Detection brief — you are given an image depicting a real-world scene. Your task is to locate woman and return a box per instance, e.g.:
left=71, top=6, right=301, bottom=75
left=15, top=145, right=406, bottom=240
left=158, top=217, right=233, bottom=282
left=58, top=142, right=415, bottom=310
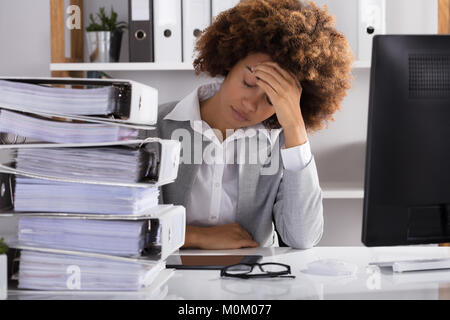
left=154, top=0, right=353, bottom=249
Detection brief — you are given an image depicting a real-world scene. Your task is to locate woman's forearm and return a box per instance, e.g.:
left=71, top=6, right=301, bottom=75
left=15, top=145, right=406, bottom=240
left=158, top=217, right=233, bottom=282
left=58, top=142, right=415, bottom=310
left=182, top=223, right=259, bottom=250
left=182, top=225, right=203, bottom=248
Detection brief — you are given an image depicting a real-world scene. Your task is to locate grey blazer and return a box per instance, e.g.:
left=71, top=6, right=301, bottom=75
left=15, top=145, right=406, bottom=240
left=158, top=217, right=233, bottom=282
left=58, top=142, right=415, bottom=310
left=148, top=101, right=324, bottom=249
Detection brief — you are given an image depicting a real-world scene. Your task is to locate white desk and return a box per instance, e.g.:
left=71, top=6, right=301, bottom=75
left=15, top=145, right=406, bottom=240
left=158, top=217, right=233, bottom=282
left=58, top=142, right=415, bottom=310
left=6, top=246, right=450, bottom=300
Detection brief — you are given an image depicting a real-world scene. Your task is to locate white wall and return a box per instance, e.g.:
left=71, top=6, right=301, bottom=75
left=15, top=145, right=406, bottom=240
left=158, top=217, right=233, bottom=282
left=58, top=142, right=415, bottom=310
left=0, top=0, right=438, bottom=246
left=0, top=0, right=51, bottom=77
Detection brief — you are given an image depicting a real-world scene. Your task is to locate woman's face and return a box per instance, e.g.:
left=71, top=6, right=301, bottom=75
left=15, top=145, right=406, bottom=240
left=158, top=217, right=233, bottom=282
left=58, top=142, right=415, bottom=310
left=217, top=52, right=277, bottom=129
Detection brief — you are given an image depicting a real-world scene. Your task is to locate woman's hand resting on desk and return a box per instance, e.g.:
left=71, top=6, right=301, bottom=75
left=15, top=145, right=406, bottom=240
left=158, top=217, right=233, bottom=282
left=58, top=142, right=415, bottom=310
left=183, top=223, right=259, bottom=250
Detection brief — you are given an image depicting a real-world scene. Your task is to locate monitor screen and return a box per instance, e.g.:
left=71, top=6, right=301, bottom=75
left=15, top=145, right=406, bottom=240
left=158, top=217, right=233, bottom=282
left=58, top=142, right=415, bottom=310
left=362, top=35, right=450, bottom=246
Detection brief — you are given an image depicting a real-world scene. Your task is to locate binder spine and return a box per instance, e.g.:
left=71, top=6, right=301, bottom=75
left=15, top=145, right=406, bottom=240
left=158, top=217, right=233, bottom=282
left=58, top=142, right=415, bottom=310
left=154, top=0, right=182, bottom=63
left=113, top=83, right=133, bottom=119
left=140, top=140, right=162, bottom=183
left=158, top=206, right=186, bottom=260
left=0, top=173, right=14, bottom=212
left=142, top=219, right=161, bottom=258
left=182, top=0, right=211, bottom=64
left=157, top=139, right=181, bottom=185
left=128, top=0, right=155, bottom=62
left=128, top=80, right=158, bottom=125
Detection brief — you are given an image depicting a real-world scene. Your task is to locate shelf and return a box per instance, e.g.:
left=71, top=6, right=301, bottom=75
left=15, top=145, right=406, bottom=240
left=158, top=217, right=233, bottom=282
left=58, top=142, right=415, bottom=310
left=352, top=60, right=371, bottom=69
left=321, top=182, right=364, bottom=199
left=49, top=62, right=195, bottom=71
left=50, top=60, right=371, bottom=72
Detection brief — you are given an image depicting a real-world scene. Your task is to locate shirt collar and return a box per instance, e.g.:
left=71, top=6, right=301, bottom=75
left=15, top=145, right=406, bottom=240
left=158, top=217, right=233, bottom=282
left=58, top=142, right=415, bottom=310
left=164, top=81, right=281, bottom=147
left=164, top=82, right=220, bottom=122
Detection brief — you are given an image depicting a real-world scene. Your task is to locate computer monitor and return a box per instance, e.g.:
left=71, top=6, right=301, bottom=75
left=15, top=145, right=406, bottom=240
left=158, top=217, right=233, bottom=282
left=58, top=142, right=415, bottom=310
left=362, top=35, right=450, bottom=247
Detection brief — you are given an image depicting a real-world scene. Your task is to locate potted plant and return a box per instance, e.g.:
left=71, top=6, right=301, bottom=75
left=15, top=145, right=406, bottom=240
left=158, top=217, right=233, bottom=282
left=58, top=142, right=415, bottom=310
left=86, top=7, right=127, bottom=63
left=0, top=238, right=7, bottom=300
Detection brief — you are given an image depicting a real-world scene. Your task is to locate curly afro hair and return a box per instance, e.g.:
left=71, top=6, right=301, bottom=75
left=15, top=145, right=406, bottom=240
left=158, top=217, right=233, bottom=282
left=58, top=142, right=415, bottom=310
left=193, top=0, right=354, bottom=132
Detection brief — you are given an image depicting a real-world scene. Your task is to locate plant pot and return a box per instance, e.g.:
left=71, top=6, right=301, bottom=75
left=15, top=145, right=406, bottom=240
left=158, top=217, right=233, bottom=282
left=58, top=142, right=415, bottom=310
left=86, top=30, right=123, bottom=63
left=0, top=254, right=6, bottom=300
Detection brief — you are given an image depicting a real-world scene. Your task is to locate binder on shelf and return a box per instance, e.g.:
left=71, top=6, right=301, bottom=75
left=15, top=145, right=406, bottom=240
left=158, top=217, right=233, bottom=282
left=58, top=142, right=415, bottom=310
left=182, top=0, right=211, bottom=65
left=128, top=0, right=155, bottom=62
left=211, top=0, right=239, bottom=22
left=153, top=0, right=182, bottom=63
left=0, top=77, right=159, bottom=126
left=358, top=0, right=386, bottom=62
left=0, top=138, right=181, bottom=187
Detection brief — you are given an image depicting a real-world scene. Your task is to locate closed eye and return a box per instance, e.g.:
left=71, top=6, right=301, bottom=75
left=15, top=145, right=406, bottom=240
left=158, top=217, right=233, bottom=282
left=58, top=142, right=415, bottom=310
left=243, top=80, right=273, bottom=106
left=243, top=80, right=256, bottom=88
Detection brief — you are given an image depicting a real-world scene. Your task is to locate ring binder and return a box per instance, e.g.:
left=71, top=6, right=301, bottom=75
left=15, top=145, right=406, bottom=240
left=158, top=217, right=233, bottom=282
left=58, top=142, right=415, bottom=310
left=0, top=77, right=159, bottom=126
left=129, top=0, right=154, bottom=62
left=0, top=138, right=181, bottom=187
left=182, top=0, right=211, bottom=64
left=5, top=205, right=185, bottom=261
left=154, top=0, right=182, bottom=63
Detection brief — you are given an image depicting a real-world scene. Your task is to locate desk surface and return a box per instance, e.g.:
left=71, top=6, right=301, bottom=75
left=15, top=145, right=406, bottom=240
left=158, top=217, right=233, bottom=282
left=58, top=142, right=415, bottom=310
left=6, top=246, right=450, bottom=300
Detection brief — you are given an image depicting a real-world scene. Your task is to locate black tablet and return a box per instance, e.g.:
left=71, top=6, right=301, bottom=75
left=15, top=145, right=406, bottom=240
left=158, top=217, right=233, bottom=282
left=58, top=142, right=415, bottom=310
left=166, top=254, right=263, bottom=270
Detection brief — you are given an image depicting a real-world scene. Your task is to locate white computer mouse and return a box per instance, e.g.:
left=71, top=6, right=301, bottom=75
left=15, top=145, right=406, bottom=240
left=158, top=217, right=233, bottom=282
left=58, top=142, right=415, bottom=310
left=304, top=259, right=358, bottom=276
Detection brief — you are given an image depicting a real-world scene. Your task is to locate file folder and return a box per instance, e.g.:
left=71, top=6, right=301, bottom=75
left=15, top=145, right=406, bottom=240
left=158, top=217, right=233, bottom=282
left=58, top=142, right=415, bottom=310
left=154, top=0, right=182, bottom=63
left=0, top=138, right=181, bottom=187
left=11, top=258, right=173, bottom=295
left=182, top=0, right=211, bottom=64
left=211, top=0, right=239, bottom=21
left=9, top=177, right=160, bottom=215
left=0, top=77, right=159, bottom=126
left=9, top=205, right=186, bottom=261
left=0, top=109, right=142, bottom=144
left=5, top=205, right=185, bottom=292
left=128, top=0, right=155, bottom=62
left=14, top=250, right=167, bottom=291
left=0, top=104, right=154, bottom=131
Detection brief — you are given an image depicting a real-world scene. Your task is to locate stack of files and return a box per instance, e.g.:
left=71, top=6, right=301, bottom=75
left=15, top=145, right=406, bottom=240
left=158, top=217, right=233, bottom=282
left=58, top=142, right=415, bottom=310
left=0, top=77, right=185, bottom=293
left=7, top=205, right=186, bottom=292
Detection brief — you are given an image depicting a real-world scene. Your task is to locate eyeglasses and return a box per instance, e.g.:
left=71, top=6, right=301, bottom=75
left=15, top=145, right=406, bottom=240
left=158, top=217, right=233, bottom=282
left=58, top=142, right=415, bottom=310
left=221, top=262, right=296, bottom=279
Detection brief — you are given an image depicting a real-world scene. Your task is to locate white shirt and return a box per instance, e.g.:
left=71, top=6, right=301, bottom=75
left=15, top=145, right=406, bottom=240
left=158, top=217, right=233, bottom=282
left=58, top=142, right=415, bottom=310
left=164, top=82, right=312, bottom=227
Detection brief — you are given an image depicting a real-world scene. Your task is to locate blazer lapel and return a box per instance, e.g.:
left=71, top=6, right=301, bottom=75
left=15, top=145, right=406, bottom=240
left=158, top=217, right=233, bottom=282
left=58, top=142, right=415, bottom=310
left=175, top=121, right=212, bottom=205
left=236, top=136, right=261, bottom=232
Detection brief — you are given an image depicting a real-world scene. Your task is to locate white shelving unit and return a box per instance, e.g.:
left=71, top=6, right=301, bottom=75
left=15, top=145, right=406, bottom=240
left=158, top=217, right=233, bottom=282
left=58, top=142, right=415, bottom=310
left=50, top=62, right=195, bottom=71
left=50, top=60, right=371, bottom=72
